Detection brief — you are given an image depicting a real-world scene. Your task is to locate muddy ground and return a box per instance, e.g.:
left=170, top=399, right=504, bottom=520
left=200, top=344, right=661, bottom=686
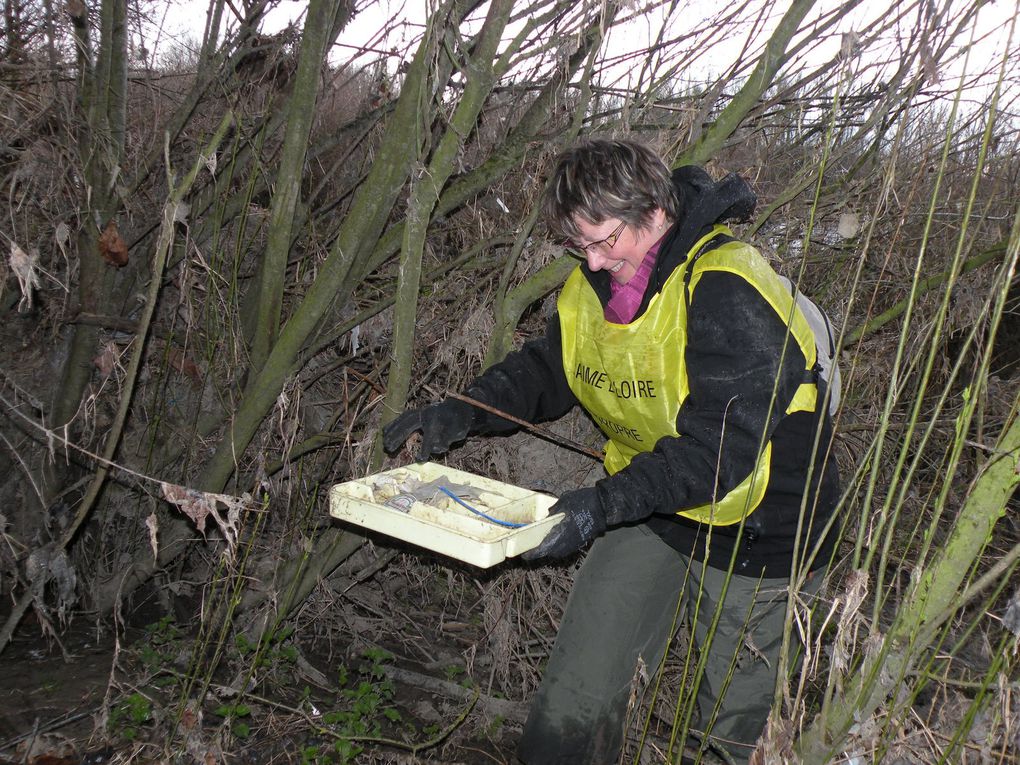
left=0, top=415, right=614, bottom=765
left=1, top=574, right=530, bottom=764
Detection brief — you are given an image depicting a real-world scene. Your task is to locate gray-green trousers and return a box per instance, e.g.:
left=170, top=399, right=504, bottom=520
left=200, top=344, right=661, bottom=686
left=517, top=523, right=822, bottom=765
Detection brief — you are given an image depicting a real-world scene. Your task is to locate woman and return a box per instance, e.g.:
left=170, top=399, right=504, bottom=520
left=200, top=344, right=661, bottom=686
left=383, top=139, right=840, bottom=764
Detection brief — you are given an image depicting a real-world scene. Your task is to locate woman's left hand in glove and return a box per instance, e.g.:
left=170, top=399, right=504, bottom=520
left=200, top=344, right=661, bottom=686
left=522, top=487, right=606, bottom=561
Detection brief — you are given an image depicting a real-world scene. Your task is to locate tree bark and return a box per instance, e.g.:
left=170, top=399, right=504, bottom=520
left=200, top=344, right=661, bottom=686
left=247, top=0, right=350, bottom=372
left=43, top=0, right=128, bottom=509
left=383, top=0, right=513, bottom=426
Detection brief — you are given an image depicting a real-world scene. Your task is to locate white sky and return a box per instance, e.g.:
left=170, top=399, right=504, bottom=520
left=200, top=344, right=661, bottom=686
left=151, top=0, right=1016, bottom=107
left=155, top=0, right=730, bottom=70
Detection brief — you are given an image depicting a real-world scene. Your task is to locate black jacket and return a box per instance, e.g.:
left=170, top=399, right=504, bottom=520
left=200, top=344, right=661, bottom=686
left=467, top=167, right=840, bottom=576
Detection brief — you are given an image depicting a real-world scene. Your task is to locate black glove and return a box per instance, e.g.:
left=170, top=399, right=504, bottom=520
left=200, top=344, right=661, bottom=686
left=522, top=487, right=606, bottom=561
left=382, top=398, right=477, bottom=461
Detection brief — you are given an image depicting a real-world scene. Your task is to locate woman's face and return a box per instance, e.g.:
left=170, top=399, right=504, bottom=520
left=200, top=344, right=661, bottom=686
left=570, top=208, right=669, bottom=284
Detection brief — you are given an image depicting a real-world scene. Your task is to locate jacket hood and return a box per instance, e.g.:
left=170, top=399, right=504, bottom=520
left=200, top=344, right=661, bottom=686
left=653, top=165, right=757, bottom=285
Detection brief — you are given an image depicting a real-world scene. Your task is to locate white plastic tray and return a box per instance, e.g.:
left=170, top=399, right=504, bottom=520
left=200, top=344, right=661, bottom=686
left=329, top=463, right=560, bottom=568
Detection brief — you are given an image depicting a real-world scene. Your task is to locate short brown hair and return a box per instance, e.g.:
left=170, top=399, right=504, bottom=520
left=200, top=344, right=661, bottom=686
left=542, top=138, right=679, bottom=241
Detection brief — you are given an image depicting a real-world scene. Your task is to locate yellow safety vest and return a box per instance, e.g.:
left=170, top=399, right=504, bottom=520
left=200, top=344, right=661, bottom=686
left=558, top=225, right=819, bottom=525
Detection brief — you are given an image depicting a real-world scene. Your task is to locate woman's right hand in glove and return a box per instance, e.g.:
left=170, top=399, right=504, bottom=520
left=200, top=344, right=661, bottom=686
left=381, top=398, right=477, bottom=461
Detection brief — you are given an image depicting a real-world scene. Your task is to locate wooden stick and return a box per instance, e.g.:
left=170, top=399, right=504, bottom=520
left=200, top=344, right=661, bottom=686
left=448, top=392, right=604, bottom=461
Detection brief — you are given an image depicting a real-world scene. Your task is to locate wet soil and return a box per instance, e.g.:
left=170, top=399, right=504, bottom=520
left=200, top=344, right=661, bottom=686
left=0, top=594, right=526, bottom=765
left=0, top=616, right=116, bottom=764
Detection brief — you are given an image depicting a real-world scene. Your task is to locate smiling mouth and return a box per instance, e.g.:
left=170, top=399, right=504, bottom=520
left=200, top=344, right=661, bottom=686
left=609, top=262, right=624, bottom=273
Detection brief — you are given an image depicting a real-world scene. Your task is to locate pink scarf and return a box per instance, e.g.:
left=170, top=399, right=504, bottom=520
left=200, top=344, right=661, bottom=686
left=604, top=238, right=664, bottom=324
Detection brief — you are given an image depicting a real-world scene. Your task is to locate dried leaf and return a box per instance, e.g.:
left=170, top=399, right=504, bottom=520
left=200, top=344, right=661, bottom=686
left=844, top=568, right=869, bottom=614
left=25, top=544, right=78, bottom=620
left=171, top=200, right=190, bottom=224
left=831, top=569, right=869, bottom=675
left=54, top=222, right=70, bottom=261
left=751, top=717, right=795, bottom=765
left=145, top=512, right=159, bottom=560
left=9, top=241, right=40, bottom=311
left=839, top=31, right=859, bottom=60
left=98, top=219, right=129, bottom=267
left=93, top=341, right=119, bottom=379
left=15, top=732, right=76, bottom=765
left=168, top=346, right=203, bottom=386
left=921, top=38, right=940, bottom=84
left=180, top=705, right=200, bottom=730
left=162, top=482, right=215, bottom=535
left=161, top=482, right=248, bottom=554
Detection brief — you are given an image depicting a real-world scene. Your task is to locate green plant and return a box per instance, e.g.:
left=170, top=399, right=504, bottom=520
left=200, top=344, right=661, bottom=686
left=301, top=744, right=324, bottom=764
left=234, top=624, right=299, bottom=680
left=108, top=691, right=154, bottom=741
left=138, top=616, right=183, bottom=672
left=305, top=648, right=404, bottom=763
left=214, top=702, right=252, bottom=739
left=485, top=714, right=506, bottom=738
left=443, top=664, right=464, bottom=682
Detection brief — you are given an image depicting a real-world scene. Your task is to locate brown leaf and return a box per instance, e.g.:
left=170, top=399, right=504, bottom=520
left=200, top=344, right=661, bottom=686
left=168, top=346, right=203, bottom=386
left=161, top=483, right=248, bottom=553
left=145, top=512, right=159, bottom=560
left=28, top=756, right=76, bottom=765
left=98, top=219, right=128, bottom=267
left=162, top=482, right=215, bottom=535
left=93, top=341, right=118, bottom=379
left=16, top=732, right=76, bottom=764
left=180, top=705, right=200, bottom=730
left=8, top=241, right=40, bottom=311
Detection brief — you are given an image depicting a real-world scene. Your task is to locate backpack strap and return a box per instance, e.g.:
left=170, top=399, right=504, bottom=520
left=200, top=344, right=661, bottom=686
left=778, top=276, right=840, bottom=416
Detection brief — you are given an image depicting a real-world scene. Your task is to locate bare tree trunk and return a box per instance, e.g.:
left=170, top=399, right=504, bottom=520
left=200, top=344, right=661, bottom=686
left=3, top=0, right=24, bottom=63
left=198, top=0, right=226, bottom=69
left=43, top=0, right=128, bottom=509
left=383, top=0, right=513, bottom=427
left=247, top=0, right=351, bottom=372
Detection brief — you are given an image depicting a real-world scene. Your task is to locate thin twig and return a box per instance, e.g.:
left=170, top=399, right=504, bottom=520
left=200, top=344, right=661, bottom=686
left=161, top=668, right=480, bottom=755
left=448, top=392, right=604, bottom=461
left=0, top=708, right=94, bottom=753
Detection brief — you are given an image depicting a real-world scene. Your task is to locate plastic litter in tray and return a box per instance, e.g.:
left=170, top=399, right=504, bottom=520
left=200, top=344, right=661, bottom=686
left=329, top=462, right=560, bottom=568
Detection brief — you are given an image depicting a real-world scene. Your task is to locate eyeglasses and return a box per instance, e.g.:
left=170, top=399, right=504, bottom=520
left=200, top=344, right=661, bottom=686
left=564, top=220, right=627, bottom=255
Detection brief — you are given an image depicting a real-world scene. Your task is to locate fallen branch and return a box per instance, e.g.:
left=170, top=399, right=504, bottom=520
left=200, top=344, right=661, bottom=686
left=384, top=665, right=528, bottom=725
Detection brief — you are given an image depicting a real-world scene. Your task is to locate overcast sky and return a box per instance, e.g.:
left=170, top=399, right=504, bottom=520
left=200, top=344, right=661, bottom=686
left=152, top=0, right=1016, bottom=106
